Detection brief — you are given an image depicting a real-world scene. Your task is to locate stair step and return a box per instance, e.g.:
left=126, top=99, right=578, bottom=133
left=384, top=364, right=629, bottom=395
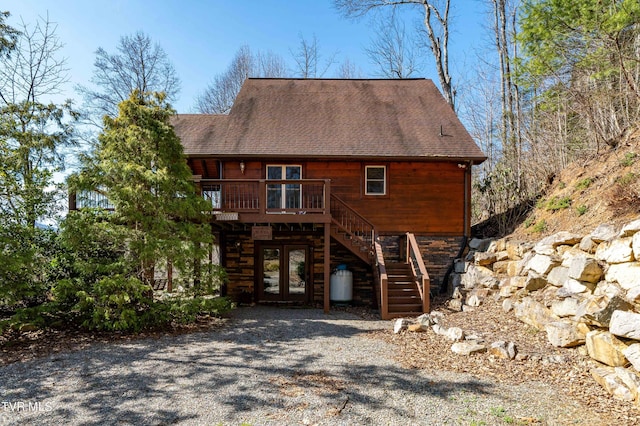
left=388, top=296, right=422, bottom=304
left=385, top=311, right=424, bottom=318
left=388, top=281, right=416, bottom=287
left=388, top=303, right=423, bottom=312
left=388, top=280, right=414, bottom=285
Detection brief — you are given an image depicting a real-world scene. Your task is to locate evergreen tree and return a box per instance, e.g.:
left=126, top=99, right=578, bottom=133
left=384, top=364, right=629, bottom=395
left=62, top=91, right=226, bottom=331
left=71, top=90, right=215, bottom=290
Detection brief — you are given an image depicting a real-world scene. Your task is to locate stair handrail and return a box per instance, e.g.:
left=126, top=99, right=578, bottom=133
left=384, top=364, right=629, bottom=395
left=330, top=194, right=376, bottom=256
left=374, top=239, right=389, bottom=319
left=405, top=232, right=430, bottom=314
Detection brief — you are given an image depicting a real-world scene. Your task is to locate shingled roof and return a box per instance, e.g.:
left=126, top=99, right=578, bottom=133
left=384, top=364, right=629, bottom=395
left=173, top=78, right=485, bottom=162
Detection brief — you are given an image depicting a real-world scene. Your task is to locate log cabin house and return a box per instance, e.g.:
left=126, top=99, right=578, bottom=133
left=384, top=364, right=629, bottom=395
left=172, top=78, right=484, bottom=319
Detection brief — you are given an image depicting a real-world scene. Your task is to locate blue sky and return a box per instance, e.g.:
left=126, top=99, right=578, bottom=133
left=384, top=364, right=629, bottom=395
left=6, top=0, right=488, bottom=113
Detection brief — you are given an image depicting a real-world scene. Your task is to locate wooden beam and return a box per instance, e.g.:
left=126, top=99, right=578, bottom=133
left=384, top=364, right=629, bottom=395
left=201, top=159, right=210, bottom=178
left=324, top=224, right=330, bottom=313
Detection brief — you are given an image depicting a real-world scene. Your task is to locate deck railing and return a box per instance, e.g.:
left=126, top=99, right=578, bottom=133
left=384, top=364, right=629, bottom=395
left=330, top=194, right=376, bottom=252
left=374, top=240, right=389, bottom=319
left=406, top=232, right=430, bottom=314
left=199, top=179, right=330, bottom=214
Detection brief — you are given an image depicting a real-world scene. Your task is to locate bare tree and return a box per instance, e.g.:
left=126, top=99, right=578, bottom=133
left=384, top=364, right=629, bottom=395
left=290, top=33, right=338, bottom=78
left=337, top=58, right=363, bottom=78
left=0, top=14, right=77, bottom=228
left=365, top=13, right=421, bottom=78
left=257, top=50, right=288, bottom=77
left=0, top=16, right=68, bottom=105
left=195, top=45, right=287, bottom=114
left=491, top=0, right=523, bottom=189
left=335, top=0, right=455, bottom=108
left=77, top=31, right=180, bottom=122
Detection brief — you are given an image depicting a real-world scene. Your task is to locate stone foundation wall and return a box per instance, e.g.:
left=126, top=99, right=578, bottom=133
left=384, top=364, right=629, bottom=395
left=416, top=236, right=466, bottom=292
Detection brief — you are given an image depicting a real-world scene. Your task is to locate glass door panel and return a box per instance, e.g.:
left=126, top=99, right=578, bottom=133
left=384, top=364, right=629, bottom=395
left=258, top=245, right=308, bottom=302
left=288, top=248, right=306, bottom=295
left=262, top=248, right=280, bottom=295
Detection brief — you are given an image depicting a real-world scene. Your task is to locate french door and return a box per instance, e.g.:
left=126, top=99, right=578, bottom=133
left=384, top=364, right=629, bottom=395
left=266, top=165, right=301, bottom=210
left=258, top=244, right=309, bottom=302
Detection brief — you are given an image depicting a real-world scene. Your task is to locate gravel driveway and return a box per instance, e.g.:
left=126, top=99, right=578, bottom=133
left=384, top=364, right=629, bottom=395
left=1, top=306, right=605, bottom=425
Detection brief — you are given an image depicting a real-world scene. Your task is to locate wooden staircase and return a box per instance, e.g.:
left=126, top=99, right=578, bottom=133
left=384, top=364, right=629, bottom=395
left=385, top=262, right=424, bottom=316
left=329, top=225, right=372, bottom=263
left=329, top=194, right=429, bottom=319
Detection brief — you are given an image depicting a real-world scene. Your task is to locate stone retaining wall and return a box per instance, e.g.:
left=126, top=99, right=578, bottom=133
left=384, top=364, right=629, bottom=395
left=454, top=219, right=640, bottom=407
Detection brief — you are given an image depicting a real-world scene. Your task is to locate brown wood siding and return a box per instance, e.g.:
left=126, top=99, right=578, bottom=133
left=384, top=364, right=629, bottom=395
left=306, top=161, right=465, bottom=234
left=211, top=159, right=466, bottom=234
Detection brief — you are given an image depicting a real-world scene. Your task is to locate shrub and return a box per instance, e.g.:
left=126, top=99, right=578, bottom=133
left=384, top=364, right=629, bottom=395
left=575, top=178, right=592, bottom=190
left=616, top=172, right=637, bottom=186
left=76, top=275, right=156, bottom=332
left=620, top=152, right=637, bottom=167
left=533, top=219, right=547, bottom=233
left=524, top=216, right=535, bottom=228
left=546, top=196, right=571, bottom=211
left=576, top=204, right=588, bottom=216
left=164, top=296, right=234, bottom=324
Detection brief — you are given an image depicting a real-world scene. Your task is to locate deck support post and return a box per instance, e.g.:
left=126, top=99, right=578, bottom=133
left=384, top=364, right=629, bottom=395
left=324, top=224, right=331, bottom=313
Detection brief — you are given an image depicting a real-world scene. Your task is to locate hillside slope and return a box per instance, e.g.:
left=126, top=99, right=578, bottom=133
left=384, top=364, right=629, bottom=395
left=510, top=129, right=640, bottom=240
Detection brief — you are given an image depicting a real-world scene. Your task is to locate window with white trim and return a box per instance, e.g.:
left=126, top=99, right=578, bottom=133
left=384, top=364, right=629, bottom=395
left=365, top=165, right=386, bottom=195
left=266, top=165, right=302, bottom=209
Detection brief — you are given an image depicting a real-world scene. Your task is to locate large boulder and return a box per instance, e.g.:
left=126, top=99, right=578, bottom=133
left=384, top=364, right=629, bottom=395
left=547, top=266, right=569, bottom=287
left=461, top=264, right=499, bottom=290
left=590, top=223, right=619, bottom=243
left=524, top=254, right=560, bottom=276
left=545, top=320, right=589, bottom=348
left=579, top=235, right=598, bottom=253
left=505, top=240, right=533, bottom=260
left=584, top=295, right=634, bottom=328
left=586, top=330, right=629, bottom=367
left=634, top=232, right=640, bottom=262
left=595, top=237, right=635, bottom=264
left=533, top=231, right=582, bottom=255
left=474, top=251, right=498, bottom=266
left=605, top=262, right=640, bottom=290
left=619, top=219, right=640, bottom=238
left=469, top=238, right=493, bottom=252
left=451, top=341, right=487, bottom=355
left=567, top=255, right=603, bottom=283
left=591, top=366, right=636, bottom=402
left=610, top=310, right=640, bottom=340
left=551, top=297, right=582, bottom=317
left=623, top=343, right=640, bottom=372
left=524, top=273, right=548, bottom=291
left=560, top=278, right=596, bottom=295
left=514, top=297, right=559, bottom=330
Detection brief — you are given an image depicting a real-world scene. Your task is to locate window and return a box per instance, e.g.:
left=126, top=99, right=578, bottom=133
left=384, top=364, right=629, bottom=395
left=202, top=184, right=221, bottom=209
left=365, top=166, right=386, bottom=195
left=266, top=165, right=302, bottom=209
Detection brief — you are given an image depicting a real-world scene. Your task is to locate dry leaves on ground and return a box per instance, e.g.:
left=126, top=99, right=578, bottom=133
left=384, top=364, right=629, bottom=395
left=370, top=296, right=640, bottom=425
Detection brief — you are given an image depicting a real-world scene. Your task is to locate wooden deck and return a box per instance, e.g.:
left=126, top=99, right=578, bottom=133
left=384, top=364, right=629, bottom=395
left=197, top=178, right=332, bottom=225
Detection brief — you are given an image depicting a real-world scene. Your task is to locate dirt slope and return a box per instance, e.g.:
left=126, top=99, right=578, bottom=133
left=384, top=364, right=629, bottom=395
left=510, top=129, right=640, bottom=240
